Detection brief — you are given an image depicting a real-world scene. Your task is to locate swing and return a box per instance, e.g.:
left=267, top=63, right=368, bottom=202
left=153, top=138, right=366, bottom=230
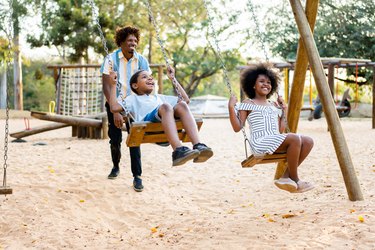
left=1, top=1, right=13, bottom=195
left=89, top=0, right=203, bottom=147
left=203, top=0, right=288, bottom=168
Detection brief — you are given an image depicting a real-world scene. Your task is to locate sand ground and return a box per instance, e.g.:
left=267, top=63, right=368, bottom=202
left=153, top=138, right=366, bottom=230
left=0, top=115, right=374, bottom=249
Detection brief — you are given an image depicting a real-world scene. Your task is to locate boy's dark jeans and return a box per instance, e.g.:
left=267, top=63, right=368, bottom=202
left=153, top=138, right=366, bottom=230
left=105, top=102, right=142, bottom=177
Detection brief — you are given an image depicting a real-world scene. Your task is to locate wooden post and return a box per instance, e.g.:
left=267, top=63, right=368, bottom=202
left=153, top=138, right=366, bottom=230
left=327, top=63, right=335, bottom=97
left=275, top=0, right=319, bottom=179
left=373, top=66, right=375, bottom=129
left=289, top=0, right=363, bottom=201
left=283, top=68, right=289, bottom=103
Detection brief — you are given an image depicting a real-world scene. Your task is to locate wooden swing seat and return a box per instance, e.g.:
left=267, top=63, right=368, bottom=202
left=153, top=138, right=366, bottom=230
left=0, top=186, right=13, bottom=195
left=126, top=118, right=203, bottom=147
left=241, top=153, right=287, bottom=168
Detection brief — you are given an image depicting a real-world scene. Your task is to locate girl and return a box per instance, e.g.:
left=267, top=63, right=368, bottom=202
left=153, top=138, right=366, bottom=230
left=228, top=63, right=314, bottom=193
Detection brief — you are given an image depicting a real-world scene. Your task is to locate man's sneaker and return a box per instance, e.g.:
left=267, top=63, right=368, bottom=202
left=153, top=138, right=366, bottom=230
left=193, top=143, right=214, bottom=163
left=108, top=166, right=119, bottom=179
left=172, top=146, right=200, bottom=166
left=133, top=176, right=144, bottom=192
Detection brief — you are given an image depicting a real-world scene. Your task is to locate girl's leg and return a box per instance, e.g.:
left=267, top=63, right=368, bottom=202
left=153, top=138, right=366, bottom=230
left=275, top=133, right=302, bottom=182
left=297, top=135, right=314, bottom=165
left=174, top=102, right=200, bottom=145
left=158, top=103, right=182, bottom=150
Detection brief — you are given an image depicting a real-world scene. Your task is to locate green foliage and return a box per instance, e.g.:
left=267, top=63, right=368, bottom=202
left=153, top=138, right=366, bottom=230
left=22, top=60, right=55, bottom=111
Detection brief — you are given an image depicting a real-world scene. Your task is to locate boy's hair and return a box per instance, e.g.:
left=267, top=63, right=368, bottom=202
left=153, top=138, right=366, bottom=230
left=115, top=26, right=140, bottom=47
left=129, top=70, right=147, bottom=94
left=240, top=63, right=280, bottom=99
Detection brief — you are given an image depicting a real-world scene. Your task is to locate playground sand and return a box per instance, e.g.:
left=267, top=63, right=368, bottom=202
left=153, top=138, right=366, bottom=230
left=0, top=117, right=374, bottom=249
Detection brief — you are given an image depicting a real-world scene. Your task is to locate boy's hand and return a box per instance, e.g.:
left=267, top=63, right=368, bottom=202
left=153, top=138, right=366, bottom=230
left=166, top=65, right=175, bottom=79
left=228, top=95, right=238, bottom=108
left=109, top=70, right=118, bottom=85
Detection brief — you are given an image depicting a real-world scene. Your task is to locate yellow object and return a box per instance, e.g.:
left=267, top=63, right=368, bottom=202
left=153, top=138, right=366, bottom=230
left=358, top=215, right=364, bottom=222
left=49, top=101, right=56, bottom=114
left=151, top=227, right=158, bottom=233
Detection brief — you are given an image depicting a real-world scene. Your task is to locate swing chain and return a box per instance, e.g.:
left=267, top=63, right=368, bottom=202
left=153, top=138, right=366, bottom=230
left=2, top=0, right=14, bottom=188
left=203, top=0, right=252, bottom=157
left=202, top=0, right=233, bottom=96
left=246, top=0, right=269, bottom=62
left=88, top=0, right=134, bottom=126
left=145, top=0, right=184, bottom=101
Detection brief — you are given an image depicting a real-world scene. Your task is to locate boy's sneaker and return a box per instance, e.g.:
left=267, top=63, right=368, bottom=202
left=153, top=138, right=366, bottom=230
left=172, top=146, right=200, bottom=166
left=108, top=166, right=119, bottom=179
left=133, top=176, right=144, bottom=192
left=193, top=143, right=214, bottom=163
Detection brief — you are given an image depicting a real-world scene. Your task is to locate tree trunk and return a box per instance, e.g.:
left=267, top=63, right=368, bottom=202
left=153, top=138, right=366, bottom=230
left=0, top=64, right=6, bottom=109
left=13, top=1, right=23, bottom=110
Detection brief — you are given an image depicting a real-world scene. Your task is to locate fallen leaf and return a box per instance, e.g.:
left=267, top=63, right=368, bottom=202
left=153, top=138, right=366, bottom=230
left=282, top=214, right=296, bottom=219
left=358, top=215, right=364, bottom=223
left=151, top=227, right=158, bottom=233
left=79, top=200, right=85, bottom=203
left=349, top=209, right=356, bottom=213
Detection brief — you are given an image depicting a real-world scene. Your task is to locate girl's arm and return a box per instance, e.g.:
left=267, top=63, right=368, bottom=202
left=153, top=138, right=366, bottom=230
left=108, top=70, right=125, bottom=113
left=228, top=95, right=248, bottom=132
left=276, top=95, right=288, bottom=133
left=166, top=65, right=190, bottom=103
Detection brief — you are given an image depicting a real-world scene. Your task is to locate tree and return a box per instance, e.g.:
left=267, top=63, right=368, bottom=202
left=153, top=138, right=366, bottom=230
left=264, top=1, right=375, bottom=61
left=146, top=0, right=245, bottom=97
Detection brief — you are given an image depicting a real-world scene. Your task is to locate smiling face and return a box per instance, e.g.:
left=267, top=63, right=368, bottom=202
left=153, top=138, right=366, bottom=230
left=131, top=71, right=155, bottom=95
left=120, top=34, right=138, bottom=58
left=254, top=74, right=272, bottom=97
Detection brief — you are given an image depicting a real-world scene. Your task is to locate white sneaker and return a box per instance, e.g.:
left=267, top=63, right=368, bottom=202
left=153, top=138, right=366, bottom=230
left=274, top=178, right=298, bottom=192
left=292, top=180, right=315, bottom=193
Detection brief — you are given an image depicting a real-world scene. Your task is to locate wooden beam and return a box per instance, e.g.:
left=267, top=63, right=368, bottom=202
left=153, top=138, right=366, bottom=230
left=289, top=0, right=363, bottom=201
left=31, top=111, right=102, bottom=128
left=276, top=0, right=319, bottom=180
left=327, top=64, right=335, bottom=97
left=373, top=66, right=375, bottom=129
left=10, top=122, right=70, bottom=139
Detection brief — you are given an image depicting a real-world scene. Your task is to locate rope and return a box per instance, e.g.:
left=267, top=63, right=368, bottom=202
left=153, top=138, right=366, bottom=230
left=145, top=0, right=184, bottom=101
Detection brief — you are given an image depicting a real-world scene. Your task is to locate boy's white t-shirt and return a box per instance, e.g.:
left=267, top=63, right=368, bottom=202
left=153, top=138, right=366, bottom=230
left=118, top=94, right=178, bottom=122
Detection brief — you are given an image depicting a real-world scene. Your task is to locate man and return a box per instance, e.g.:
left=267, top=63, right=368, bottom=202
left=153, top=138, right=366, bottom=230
left=101, top=26, right=151, bottom=192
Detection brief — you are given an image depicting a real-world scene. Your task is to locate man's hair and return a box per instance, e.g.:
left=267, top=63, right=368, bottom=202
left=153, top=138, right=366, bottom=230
left=240, top=63, right=280, bottom=99
left=129, top=70, right=147, bottom=94
left=115, top=26, right=140, bottom=47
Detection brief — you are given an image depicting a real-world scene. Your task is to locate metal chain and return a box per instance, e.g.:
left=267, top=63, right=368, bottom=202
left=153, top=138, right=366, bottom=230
left=203, top=0, right=252, bottom=155
left=145, top=0, right=184, bottom=101
left=2, top=0, right=14, bottom=189
left=202, top=0, right=233, bottom=96
left=88, top=0, right=133, bottom=123
left=246, top=0, right=269, bottom=62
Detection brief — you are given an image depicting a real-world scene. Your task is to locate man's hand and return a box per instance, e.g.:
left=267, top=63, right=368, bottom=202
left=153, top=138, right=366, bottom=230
left=113, top=112, right=123, bottom=129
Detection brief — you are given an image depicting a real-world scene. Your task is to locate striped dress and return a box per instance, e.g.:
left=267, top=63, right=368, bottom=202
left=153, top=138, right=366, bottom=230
left=238, top=101, right=287, bottom=156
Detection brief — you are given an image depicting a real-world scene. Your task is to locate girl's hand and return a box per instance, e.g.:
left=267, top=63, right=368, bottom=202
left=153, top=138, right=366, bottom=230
left=109, top=70, right=118, bottom=85
left=166, top=65, right=175, bottom=79
left=277, top=95, right=287, bottom=110
left=228, top=95, right=238, bottom=108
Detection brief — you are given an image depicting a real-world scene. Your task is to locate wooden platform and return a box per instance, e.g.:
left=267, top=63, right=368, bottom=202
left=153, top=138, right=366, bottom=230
left=241, top=153, right=287, bottom=168
left=126, top=118, right=203, bottom=147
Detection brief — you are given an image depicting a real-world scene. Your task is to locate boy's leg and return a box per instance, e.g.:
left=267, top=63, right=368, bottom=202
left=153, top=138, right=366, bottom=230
left=174, top=102, right=213, bottom=163
left=173, top=102, right=199, bottom=145
left=158, top=104, right=183, bottom=150
left=106, top=102, right=122, bottom=179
